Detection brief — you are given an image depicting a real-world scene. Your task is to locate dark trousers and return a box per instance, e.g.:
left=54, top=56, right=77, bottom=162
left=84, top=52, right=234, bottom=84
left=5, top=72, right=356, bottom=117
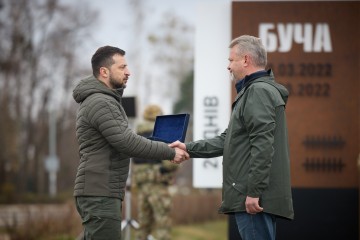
left=75, top=196, right=122, bottom=240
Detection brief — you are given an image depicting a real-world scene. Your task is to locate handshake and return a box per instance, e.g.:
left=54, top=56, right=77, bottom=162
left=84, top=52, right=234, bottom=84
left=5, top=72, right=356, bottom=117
left=168, top=141, right=189, bottom=164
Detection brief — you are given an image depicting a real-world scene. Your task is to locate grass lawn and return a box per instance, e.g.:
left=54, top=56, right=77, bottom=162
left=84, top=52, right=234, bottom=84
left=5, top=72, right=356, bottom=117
left=126, top=219, right=228, bottom=240
left=0, top=218, right=228, bottom=240
left=172, top=219, right=228, bottom=240
left=125, top=219, right=229, bottom=240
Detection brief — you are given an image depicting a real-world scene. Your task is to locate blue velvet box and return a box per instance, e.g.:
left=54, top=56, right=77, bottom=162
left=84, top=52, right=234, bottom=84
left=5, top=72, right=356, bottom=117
left=148, top=113, right=190, bottom=143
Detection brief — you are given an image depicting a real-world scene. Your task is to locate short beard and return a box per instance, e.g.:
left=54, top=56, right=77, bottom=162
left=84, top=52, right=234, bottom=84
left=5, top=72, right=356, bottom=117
left=109, top=76, right=126, bottom=89
left=230, top=72, right=236, bottom=83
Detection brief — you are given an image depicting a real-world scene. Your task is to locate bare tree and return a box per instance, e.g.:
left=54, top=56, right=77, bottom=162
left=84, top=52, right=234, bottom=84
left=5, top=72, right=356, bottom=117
left=0, top=0, right=98, bottom=201
left=136, top=8, right=194, bottom=114
left=147, top=12, right=194, bottom=81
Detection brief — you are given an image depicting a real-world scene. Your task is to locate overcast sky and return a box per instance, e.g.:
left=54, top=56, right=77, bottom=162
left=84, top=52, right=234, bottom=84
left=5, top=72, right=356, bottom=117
left=62, top=0, right=196, bottom=66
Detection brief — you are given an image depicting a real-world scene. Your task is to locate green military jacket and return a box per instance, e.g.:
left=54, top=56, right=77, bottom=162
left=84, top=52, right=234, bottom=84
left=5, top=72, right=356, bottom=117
left=72, top=75, right=175, bottom=200
left=186, top=71, right=294, bottom=220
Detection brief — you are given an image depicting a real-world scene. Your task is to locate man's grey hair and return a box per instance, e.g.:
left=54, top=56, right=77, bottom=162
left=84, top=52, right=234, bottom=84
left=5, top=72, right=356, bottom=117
left=229, top=35, right=267, bottom=68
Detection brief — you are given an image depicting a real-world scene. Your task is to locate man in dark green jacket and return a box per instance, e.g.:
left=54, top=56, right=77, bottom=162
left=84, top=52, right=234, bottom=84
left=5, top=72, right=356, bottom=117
left=73, top=46, right=189, bottom=240
left=170, top=35, right=294, bottom=240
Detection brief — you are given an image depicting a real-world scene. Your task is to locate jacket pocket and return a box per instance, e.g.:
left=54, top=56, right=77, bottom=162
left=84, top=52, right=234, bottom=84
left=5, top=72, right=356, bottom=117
left=232, top=182, right=247, bottom=194
left=219, top=181, right=247, bottom=213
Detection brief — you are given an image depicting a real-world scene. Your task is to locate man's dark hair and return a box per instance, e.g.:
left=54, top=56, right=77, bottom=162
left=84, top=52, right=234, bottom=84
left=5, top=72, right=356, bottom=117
left=91, top=46, right=126, bottom=78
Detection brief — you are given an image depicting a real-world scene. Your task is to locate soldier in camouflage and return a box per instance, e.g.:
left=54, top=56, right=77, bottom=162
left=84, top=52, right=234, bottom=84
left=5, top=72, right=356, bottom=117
left=133, top=105, right=179, bottom=240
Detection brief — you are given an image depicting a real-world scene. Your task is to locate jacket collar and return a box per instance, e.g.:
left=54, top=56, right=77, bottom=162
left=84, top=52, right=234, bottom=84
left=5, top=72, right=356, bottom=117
left=235, top=70, right=269, bottom=93
left=232, top=69, right=272, bottom=110
left=73, top=75, right=125, bottom=103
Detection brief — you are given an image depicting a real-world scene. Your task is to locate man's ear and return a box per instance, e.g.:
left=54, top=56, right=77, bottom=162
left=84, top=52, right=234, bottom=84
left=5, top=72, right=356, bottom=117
left=99, top=67, right=109, bottom=78
left=243, top=55, right=250, bottom=66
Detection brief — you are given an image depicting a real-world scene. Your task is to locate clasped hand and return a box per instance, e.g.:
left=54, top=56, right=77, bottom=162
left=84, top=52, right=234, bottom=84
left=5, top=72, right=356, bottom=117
left=169, top=140, right=189, bottom=164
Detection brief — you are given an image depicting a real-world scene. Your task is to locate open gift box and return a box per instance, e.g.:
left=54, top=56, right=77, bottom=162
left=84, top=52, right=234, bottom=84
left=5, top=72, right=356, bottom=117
left=148, top=113, right=190, bottom=143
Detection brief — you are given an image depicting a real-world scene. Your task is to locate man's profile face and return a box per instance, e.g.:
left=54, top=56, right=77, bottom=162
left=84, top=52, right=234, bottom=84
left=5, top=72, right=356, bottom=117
left=228, top=46, right=246, bottom=82
left=108, top=54, right=131, bottom=89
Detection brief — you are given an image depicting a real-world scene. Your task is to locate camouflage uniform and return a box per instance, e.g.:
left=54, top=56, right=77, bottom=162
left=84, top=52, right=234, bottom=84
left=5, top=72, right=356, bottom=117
left=133, top=105, right=179, bottom=240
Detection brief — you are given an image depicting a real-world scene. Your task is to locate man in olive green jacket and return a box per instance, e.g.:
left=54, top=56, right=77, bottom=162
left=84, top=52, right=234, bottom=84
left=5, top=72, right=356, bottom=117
left=73, top=46, right=189, bottom=240
left=170, top=35, right=294, bottom=240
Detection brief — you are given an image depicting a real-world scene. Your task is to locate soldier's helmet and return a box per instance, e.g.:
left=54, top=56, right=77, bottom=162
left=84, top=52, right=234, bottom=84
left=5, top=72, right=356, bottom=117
left=143, top=104, right=163, bottom=121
